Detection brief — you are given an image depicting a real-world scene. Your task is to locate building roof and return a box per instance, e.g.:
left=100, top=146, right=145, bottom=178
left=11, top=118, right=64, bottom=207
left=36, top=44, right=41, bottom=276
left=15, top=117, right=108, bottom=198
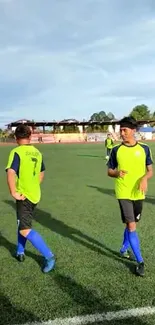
left=139, top=127, right=154, bottom=132
left=8, top=119, right=32, bottom=124
left=6, top=119, right=155, bottom=128
left=59, top=118, right=79, bottom=123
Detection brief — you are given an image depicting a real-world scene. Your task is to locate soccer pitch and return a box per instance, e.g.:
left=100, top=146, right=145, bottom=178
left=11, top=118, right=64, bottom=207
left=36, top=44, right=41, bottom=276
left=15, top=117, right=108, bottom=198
left=1, top=143, right=155, bottom=325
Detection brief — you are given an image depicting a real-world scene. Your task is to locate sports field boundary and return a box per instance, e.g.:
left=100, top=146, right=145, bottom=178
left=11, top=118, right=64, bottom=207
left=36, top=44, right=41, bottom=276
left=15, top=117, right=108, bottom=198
left=1, top=140, right=155, bottom=146
left=18, top=306, right=155, bottom=325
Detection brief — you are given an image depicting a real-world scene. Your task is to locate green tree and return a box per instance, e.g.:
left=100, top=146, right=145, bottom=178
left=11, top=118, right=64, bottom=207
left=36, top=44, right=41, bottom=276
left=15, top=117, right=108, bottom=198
left=151, top=111, right=155, bottom=118
left=90, top=111, right=115, bottom=122
left=88, top=111, right=115, bottom=132
left=8, top=131, right=15, bottom=139
left=52, top=125, right=61, bottom=133
left=90, top=111, right=106, bottom=121
left=0, top=129, right=12, bottom=142
left=86, top=124, right=109, bottom=133
left=149, top=111, right=155, bottom=126
left=62, top=125, right=79, bottom=133
left=107, top=112, right=115, bottom=120
left=129, top=104, right=150, bottom=120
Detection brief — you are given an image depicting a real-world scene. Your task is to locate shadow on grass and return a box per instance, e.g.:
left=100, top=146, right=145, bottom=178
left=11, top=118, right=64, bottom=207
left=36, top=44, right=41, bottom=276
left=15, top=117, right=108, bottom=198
left=54, top=273, right=115, bottom=314
left=145, top=196, right=155, bottom=205
left=0, top=291, right=40, bottom=324
left=4, top=199, right=136, bottom=275
left=53, top=273, right=148, bottom=325
left=77, top=154, right=103, bottom=158
left=88, top=185, right=115, bottom=197
left=88, top=185, right=155, bottom=206
left=0, top=232, right=42, bottom=266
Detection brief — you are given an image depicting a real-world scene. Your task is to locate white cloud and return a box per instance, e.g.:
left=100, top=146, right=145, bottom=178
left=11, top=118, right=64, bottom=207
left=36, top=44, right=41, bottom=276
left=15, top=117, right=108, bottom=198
left=0, top=0, right=13, bottom=3
left=0, top=0, right=155, bottom=125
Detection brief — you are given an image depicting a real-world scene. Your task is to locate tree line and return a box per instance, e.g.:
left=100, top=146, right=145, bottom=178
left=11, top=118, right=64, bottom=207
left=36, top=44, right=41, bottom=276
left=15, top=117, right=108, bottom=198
left=52, top=104, right=155, bottom=133
left=0, top=104, right=155, bottom=137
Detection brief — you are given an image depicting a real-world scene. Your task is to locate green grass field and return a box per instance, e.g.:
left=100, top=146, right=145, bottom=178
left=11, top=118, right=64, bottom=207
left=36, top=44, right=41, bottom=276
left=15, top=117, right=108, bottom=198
left=1, top=143, right=155, bottom=325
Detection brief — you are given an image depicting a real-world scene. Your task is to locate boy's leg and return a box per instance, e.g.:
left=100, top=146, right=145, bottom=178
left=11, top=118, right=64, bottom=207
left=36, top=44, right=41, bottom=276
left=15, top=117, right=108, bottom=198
left=118, top=200, right=130, bottom=257
left=133, top=200, right=143, bottom=222
left=18, top=199, right=55, bottom=273
left=16, top=200, right=27, bottom=261
left=118, top=199, right=144, bottom=276
left=106, top=148, right=110, bottom=160
left=133, top=200, right=144, bottom=276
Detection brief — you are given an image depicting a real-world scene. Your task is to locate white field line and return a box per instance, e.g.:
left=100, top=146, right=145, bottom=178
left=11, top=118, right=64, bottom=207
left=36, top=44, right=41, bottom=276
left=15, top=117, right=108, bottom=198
left=19, top=306, right=155, bottom=325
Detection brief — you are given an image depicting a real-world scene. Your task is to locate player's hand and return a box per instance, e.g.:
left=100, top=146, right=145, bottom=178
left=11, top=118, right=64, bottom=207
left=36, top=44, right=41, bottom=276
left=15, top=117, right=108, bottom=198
left=117, top=170, right=128, bottom=178
left=139, top=176, right=148, bottom=193
left=11, top=192, right=25, bottom=200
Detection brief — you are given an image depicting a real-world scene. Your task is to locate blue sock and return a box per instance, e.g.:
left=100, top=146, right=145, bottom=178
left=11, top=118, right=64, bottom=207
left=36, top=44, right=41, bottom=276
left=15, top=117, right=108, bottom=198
left=120, top=228, right=130, bottom=253
left=26, top=229, right=53, bottom=260
left=127, top=230, right=143, bottom=263
left=17, top=231, right=27, bottom=255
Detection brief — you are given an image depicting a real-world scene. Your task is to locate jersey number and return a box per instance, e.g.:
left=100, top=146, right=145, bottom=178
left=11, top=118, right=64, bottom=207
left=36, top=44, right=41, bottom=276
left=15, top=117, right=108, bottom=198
left=31, top=157, right=38, bottom=176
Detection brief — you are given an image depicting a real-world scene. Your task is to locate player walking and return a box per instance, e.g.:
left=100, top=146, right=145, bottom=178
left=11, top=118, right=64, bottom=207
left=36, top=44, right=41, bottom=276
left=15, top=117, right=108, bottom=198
left=107, top=117, right=153, bottom=276
left=6, top=124, right=55, bottom=273
left=105, top=134, right=114, bottom=159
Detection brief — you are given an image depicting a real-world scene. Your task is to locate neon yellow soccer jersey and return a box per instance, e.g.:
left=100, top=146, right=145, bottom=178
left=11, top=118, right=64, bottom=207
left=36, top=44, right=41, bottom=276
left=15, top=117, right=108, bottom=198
left=6, top=144, right=45, bottom=204
left=107, top=142, right=153, bottom=200
left=105, top=138, right=113, bottom=149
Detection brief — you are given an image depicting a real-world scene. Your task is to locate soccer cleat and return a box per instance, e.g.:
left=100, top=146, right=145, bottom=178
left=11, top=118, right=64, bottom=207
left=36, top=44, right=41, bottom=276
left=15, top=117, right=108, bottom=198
left=135, top=262, right=144, bottom=277
left=120, top=249, right=131, bottom=259
left=15, top=253, right=25, bottom=262
left=42, top=256, right=55, bottom=273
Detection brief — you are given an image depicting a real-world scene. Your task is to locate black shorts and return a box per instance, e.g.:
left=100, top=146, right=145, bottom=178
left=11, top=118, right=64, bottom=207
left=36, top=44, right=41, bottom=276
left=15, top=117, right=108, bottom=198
left=107, top=148, right=111, bottom=156
left=16, top=198, right=36, bottom=231
left=118, top=199, right=143, bottom=224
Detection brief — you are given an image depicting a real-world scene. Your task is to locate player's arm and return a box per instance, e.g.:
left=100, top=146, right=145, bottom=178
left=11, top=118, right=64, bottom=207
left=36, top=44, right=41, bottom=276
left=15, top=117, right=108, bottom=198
left=108, top=168, right=120, bottom=178
left=107, top=148, right=118, bottom=178
left=145, top=164, right=153, bottom=180
left=7, top=169, right=17, bottom=196
left=6, top=152, right=25, bottom=200
left=139, top=146, right=153, bottom=193
left=6, top=151, right=18, bottom=196
left=40, top=171, right=45, bottom=183
left=40, top=158, right=45, bottom=183
left=144, top=147, right=153, bottom=180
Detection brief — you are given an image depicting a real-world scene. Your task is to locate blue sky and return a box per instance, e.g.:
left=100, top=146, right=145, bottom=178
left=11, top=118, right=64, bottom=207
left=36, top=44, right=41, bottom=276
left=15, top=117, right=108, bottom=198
left=0, top=0, right=155, bottom=126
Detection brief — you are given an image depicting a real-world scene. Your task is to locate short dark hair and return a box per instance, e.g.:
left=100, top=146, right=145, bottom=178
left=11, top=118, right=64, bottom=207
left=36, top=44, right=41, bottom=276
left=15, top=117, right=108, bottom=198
left=119, top=116, right=138, bottom=129
left=15, top=124, right=31, bottom=139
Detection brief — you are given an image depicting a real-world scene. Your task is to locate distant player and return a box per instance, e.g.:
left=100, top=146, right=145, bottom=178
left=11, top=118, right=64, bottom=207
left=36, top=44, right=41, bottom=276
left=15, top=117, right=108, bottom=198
left=5, top=124, right=55, bottom=273
left=107, top=116, right=153, bottom=276
left=105, top=133, right=114, bottom=159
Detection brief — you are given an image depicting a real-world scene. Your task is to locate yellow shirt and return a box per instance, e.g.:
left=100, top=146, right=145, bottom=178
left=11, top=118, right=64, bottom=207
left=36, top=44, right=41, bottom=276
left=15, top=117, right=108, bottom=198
left=6, top=145, right=45, bottom=204
left=107, top=142, right=153, bottom=200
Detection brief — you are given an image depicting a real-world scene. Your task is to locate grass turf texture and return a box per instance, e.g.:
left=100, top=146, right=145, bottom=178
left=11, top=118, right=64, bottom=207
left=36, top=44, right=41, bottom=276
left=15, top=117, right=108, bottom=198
left=1, top=143, right=155, bottom=325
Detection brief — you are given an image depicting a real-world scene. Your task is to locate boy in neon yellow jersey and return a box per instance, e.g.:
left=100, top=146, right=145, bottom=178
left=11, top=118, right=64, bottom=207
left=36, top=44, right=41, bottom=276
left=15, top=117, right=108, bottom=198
left=5, top=124, right=55, bottom=273
left=105, top=134, right=114, bottom=159
left=107, top=116, right=153, bottom=276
